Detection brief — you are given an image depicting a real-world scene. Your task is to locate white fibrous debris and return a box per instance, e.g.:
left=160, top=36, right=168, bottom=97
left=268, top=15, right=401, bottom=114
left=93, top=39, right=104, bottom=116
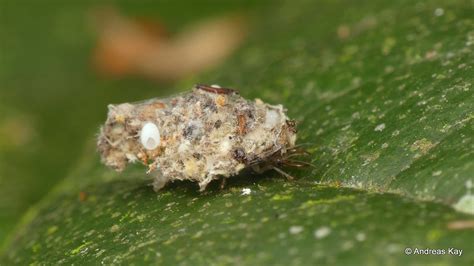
left=374, top=123, right=386, bottom=132
left=219, top=139, right=232, bottom=154
left=178, top=140, right=191, bottom=153
left=265, top=109, right=281, bottom=129
left=97, top=84, right=297, bottom=191
left=241, top=188, right=251, bottom=195
left=140, top=122, right=161, bottom=150
left=125, top=153, right=138, bottom=163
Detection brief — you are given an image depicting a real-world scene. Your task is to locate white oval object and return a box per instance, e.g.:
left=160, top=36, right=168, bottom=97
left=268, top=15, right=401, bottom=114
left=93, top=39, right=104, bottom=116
left=140, top=122, right=160, bottom=150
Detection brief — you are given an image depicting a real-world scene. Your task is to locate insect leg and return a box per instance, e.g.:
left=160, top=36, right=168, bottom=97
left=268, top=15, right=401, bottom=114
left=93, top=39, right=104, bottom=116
left=220, top=177, right=227, bottom=190
left=292, top=142, right=315, bottom=148
left=280, top=161, right=307, bottom=168
left=198, top=176, right=214, bottom=192
left=152, top=173, right=169, bottom=192
left=285, top=150, right=311, bottom=159
left=272, top=166, right=295, bottom=181
left=283, top=159, right=317, bottom=168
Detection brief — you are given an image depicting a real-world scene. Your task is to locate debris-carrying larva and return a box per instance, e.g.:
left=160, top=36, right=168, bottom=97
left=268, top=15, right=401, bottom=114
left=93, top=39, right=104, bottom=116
left=97, top=84, right=302, bottom=191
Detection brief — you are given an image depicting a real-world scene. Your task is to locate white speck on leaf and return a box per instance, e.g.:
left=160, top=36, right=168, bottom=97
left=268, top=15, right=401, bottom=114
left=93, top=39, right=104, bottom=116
left=110, top=224, right=120, bottom=233
left=453, top=179, right=474, bottom=214
left=342, top=241, right=354, bottom=250
left=374, top=123, right=386, bottom=132
left=241, top=188, right=251, bottom=196
left=386, top=243, right=402, bottom=254
left=432, top=170, right=442, bottom=176
left=434, top=8, right=444, bottom=17
left=314, top=226, right=331, bottom=239
left=356, top=232, right=366, bottom=242
left=289, top=226, right=304, bottom=235
left=453, top=195, right=474, bottom=214
left=466, top=180, right=472, bottom=189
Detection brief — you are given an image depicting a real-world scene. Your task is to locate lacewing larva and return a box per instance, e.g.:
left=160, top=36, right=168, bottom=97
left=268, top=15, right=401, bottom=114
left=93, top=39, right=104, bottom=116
left=97, top=84, right=306, bottom=191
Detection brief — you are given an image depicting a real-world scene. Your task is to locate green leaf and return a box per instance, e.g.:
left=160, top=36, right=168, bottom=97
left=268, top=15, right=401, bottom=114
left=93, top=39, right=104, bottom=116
left=2, top=0, right=474, bottom=264
left=2, top=163, right=474, bottom=265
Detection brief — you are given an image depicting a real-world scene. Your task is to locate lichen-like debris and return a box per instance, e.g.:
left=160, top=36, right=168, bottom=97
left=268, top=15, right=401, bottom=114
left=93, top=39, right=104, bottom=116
left=98, top=84, right=297, bottom=191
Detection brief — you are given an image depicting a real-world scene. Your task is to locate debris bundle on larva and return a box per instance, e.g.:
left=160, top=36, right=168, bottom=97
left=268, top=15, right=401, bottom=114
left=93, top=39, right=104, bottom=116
left=97, top=84, right=297, bottom=191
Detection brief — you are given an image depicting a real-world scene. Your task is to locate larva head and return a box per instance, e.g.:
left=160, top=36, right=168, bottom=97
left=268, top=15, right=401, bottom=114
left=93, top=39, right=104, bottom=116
left=238, top=101, right=297, bottom=162
left=97, top=103, right=161, bottom=171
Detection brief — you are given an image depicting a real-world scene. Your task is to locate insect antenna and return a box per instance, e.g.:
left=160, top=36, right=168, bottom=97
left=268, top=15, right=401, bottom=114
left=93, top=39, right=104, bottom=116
left=285, top=149, right=311, bottom=158
left=283, top=159, right=317, bottom=169
left=292, top=142, right=315, bottom=148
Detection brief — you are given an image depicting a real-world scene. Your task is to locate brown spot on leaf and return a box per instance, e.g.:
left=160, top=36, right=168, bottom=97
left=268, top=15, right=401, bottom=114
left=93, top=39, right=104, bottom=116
left=447, top=220, right=474, bottom=230
left=79, top=191, right=88, bottom=202
left=410, top=138, right=436, bottom=155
